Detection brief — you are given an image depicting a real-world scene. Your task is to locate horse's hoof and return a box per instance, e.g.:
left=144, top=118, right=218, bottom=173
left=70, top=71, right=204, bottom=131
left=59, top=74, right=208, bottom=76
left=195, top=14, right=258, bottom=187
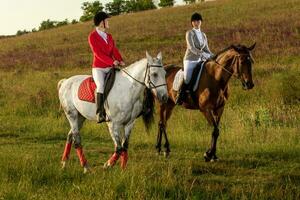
left=164, top=151, right=170, bottom=158
left=103, top=161, right=113, bottom=170
left=61, top=161, right=66, bottom=169
left=83, top=164, right=90, bottom=174
left=211, top=155, right=219, bottom=162
left=156, top=151, right=162, bottom=156
left=203, top=153, right=211, bottom=162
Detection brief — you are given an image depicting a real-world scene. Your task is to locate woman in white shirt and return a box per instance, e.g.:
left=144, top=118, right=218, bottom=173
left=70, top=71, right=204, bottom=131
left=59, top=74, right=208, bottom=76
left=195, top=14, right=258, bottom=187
left=175, top=12, right=214, bottom=105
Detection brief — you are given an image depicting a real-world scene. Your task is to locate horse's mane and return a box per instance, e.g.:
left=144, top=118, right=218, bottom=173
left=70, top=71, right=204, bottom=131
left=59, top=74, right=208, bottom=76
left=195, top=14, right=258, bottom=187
left=164, top=64, right=181, bottom=73
left=211, top=45, right=235, bottom=60
left=211, top=44, right=250, bottom=60
left=123, top=58, right=147, bottom=70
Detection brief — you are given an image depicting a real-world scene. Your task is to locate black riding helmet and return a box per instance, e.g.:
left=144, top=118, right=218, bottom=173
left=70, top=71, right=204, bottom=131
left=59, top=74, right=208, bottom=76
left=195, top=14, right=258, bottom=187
left=191, top=12, right=203, bottom=22
left=94, top=11, right=110, bottom=26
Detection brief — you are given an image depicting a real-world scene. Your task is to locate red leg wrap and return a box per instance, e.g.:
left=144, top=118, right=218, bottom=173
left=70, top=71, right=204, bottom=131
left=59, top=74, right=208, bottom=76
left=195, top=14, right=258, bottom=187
left=120, top=151, right=128, bottom=170
left=76, top=147, right=87, bottom=167
left=108, top=152, right=120, bottom=167
left=62, top=142, right=72, bottom=161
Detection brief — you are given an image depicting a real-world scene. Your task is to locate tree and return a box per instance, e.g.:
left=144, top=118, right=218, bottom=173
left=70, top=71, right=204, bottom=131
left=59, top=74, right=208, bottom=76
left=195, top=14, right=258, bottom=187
left=71, top=19, right=78, bottom=24
left=105, top=0, right=126, bottom=16
left=16, top=29, right=29, bottom=36
left=80, top=1, right=104, bottom=22
left=183, top=0, right=195, bottom=4
left=56, top=19, right=69, bottom=27
left=136, top=0, right=156, bottom=11
left=39, top=19, right=56, bottom=31
left=123, top=0, right=156, bottom=13
left=158, top=0, right=174, bottom=7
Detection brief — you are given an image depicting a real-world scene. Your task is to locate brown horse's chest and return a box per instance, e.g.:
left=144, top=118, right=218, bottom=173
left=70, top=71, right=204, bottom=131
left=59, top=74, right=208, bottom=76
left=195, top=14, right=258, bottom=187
left=198, top=87, right=227, bottom=111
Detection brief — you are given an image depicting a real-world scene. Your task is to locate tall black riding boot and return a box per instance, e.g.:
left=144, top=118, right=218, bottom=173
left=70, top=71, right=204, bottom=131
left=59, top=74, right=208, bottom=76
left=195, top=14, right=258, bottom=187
left=175, top=83, right=188, bottom=105
left=96, top=93, right=106, bottom=123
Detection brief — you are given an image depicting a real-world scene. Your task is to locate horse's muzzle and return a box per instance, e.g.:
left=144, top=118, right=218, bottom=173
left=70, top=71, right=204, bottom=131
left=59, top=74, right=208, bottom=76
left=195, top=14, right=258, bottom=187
left=157, top=93, right=168, bottom=103
left=243, top=81, right=254, bottom=90
left=161, top=94, right=168, bottom=103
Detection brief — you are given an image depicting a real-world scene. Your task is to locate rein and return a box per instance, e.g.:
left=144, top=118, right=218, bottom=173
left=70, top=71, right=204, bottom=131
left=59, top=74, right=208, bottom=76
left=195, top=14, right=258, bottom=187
left=214, top=53, right=248, bottom=79
left=214, top=56, right=239, bottom=79
left=121, top=63, right=167, bottom=89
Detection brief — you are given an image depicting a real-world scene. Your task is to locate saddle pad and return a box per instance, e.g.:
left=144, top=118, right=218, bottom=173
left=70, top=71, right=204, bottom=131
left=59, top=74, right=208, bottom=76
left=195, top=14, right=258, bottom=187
left=172, top=70, right=184, bottom=91
left=78, top=77, right=96, bottom=103
left=78, top=68, right=118, bottom=103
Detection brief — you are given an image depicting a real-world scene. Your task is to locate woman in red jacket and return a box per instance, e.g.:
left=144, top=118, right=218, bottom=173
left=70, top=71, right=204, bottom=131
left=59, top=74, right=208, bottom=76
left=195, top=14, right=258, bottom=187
left=88, top=11, right=125, bottom=123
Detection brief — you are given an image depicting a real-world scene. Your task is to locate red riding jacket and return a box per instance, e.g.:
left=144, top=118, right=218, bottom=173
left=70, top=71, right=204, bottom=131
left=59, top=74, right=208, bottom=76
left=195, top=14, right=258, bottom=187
left=88, top=30, right=123, bottom=68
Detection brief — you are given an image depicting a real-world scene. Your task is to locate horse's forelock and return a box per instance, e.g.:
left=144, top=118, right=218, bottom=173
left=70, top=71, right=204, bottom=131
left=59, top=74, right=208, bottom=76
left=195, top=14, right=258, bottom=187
left=232, top=44, right=251, bottom=54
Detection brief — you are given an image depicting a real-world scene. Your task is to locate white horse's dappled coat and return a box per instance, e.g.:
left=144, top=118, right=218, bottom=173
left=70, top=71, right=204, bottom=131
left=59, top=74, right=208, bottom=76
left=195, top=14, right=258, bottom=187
left=58, top=53, right=168, bottom=171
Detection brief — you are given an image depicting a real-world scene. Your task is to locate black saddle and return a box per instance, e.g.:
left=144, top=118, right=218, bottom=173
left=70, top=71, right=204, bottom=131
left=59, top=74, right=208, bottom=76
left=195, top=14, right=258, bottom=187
left=187, top=60, right=206, bottom=92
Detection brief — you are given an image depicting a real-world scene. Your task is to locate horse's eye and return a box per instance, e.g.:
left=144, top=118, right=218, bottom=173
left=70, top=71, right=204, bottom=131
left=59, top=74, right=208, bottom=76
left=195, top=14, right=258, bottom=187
left=153, top=73, right=158, bottom=78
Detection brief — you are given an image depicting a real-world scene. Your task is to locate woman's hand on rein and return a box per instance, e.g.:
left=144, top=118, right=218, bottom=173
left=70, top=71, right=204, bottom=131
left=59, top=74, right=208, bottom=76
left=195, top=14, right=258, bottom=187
left=119, top=61, right=125, bottom=66
left=113, top=60, right=120, bottom=66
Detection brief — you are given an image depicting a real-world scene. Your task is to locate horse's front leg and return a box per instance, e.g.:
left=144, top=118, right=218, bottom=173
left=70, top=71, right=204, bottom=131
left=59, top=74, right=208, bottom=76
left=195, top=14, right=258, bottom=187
left=203, top=108, right=223, bottom=162
left=104, top=122, right=123, bottom=169
left=204, top=126, right=219, bottom=162
left=157, top=102, right=174, bottom=157
left=156, top=122, right=163, bottom=154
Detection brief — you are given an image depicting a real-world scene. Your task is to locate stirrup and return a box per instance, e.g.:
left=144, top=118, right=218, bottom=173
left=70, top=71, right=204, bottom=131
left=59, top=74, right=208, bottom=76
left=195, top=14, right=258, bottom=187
left=175, top=93, right=184, bottom=105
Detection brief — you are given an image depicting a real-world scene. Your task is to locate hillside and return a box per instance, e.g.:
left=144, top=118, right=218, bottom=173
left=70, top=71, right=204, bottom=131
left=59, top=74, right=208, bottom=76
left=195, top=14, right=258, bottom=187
left=0, top=0, right=299, bottom=70
left=0, top=0, right=300, bottom=199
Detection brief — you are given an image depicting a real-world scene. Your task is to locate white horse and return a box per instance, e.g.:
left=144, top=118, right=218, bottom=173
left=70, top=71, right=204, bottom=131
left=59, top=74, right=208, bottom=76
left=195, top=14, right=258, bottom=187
left=58, top=52, right=168, bottom=172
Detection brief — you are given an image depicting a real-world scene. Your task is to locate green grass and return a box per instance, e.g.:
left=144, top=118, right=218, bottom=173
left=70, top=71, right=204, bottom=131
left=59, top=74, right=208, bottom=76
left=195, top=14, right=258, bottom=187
left=0, top=0, right=300, bottom=199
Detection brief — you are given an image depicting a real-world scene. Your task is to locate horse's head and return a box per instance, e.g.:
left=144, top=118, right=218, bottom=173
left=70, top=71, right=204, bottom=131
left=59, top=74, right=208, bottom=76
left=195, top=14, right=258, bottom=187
left=145, top=51, right=168, bottom=103
left=231, top=43, right=256, bottom=90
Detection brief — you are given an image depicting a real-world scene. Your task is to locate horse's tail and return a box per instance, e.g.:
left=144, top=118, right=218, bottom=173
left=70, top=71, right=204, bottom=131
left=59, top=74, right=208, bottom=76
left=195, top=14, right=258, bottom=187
left=57, top=79, right=66, bottom=111
left=57, top=79, right=66, bottom=91
left=142, top=88, right=155, bottom=132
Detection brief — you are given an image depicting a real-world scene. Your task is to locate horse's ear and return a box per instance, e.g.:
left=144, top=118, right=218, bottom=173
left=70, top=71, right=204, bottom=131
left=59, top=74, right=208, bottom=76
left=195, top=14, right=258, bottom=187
left=248, top=42, right=256, bottom=51
left=157, top=52, right=162, bottom=60
left=146, top=51, right=152, bottom=61
left=232, top=45, right=239, bottom=52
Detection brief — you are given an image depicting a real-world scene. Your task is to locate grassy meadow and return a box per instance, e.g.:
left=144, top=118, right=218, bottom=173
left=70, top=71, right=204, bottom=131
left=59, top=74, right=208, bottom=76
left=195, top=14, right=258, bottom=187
left=0, top=0, right=300, bottom=199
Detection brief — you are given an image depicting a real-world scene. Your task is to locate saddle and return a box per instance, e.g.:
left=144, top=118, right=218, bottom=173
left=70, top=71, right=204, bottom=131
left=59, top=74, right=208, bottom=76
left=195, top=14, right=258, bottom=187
left=78, top=68, right=120, bottom=103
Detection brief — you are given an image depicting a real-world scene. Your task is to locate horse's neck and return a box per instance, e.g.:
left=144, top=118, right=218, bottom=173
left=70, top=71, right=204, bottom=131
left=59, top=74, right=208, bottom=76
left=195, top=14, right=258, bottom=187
left=124, top=59, right=147, bottom=81
left=121, top=58, right=148, bottom=99
left=213, top=50, right=236, bottom=88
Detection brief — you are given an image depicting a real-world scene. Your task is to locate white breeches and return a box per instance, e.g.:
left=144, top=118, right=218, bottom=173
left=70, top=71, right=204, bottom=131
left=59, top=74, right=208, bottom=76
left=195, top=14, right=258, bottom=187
left=92, top=67, right=112, bottom=93
left=183, top=52, right=211, bottom=84
left=183, top=60, right=199, bottom=84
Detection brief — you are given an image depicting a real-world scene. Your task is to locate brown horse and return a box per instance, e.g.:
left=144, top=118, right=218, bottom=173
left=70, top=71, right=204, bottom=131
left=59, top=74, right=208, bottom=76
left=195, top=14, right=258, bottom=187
left=156, top=43, right=256, bottom=161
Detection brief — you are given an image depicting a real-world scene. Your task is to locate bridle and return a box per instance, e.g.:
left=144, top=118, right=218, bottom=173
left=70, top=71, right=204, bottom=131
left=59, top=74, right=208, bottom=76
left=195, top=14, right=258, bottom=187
left=121, top=63, right=167, bottom=89
left=214, top=53, right=253, bottom=83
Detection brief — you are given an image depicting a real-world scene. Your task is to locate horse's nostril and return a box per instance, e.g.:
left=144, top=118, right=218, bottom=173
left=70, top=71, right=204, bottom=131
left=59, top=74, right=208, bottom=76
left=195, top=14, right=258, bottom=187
left=245, top=81, right=254, bottom=89
left=162, top=95, right=168, bottom=102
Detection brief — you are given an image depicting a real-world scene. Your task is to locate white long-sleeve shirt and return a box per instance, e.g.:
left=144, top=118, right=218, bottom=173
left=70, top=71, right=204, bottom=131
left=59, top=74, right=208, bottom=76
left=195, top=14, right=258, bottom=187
left=193, top=28, right=204, bottom=48
left=96, top=28, right=108, bottom=43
